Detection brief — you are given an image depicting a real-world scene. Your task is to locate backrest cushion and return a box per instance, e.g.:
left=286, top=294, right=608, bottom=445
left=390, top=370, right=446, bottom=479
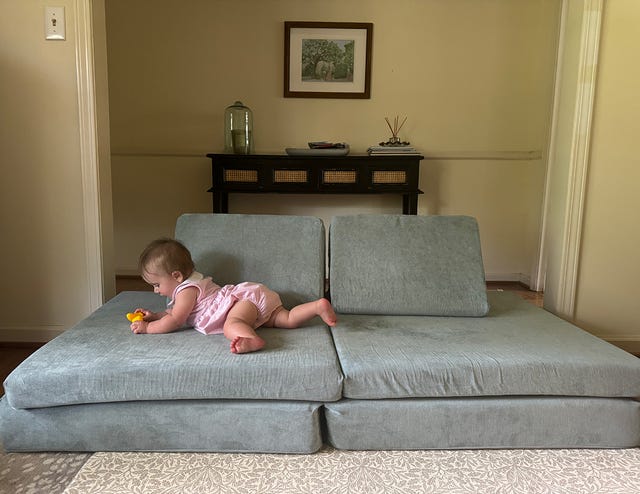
left=329, top=215, right=489, bottom=316
left=175, top=214, right=325, bottom=308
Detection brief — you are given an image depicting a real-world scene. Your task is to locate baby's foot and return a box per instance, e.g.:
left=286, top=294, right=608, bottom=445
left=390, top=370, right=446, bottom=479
left=230, top=335, right=265, bottom=354
left=318, top=298, right=338, bottom=327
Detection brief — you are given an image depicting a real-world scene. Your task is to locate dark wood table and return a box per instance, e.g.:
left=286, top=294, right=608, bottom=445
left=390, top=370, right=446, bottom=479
left=206, top=153, right=424, bottom=214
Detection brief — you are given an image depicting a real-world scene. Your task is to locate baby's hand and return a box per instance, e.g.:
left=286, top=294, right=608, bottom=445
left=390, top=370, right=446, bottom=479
left=134, top=308, right=154, bottom=320
left=126, top=311, right=144, bottom=323
left=130, top=320, right=149, bottom=334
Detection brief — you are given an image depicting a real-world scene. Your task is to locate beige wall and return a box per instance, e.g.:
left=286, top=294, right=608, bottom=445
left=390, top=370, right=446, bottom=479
left=7, top=1, right=637, bottom=348
left=0, top=0, right=98, bottom=340
left=106, top=0, right=560, bottom=282
left=573, top=0, right=640, bottom=352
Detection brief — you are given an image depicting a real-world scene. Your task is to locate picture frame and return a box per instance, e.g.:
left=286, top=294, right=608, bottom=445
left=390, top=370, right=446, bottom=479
left=284, top=21, right=373, bottom=99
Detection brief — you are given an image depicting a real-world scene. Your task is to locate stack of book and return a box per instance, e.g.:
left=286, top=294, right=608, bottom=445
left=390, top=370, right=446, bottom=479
left=367, top=145, right=421, bottom=156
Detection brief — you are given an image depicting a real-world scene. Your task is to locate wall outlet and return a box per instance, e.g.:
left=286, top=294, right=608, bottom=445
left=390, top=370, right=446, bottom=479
left=45, top=6, right=65, bottom=40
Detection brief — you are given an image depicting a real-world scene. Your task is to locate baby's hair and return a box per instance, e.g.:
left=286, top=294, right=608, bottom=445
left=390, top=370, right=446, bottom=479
left=139, top=238, right=195, bottom=277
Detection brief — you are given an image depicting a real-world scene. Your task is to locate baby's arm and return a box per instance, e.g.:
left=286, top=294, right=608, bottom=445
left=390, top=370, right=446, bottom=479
left=133, top=308, right=166, bottom=321
left=131, top=287, right=198, bottom=334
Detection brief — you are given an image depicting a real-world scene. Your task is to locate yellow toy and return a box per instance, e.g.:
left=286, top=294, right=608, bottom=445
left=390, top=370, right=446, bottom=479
left=126, top=312, right=144, bottom=323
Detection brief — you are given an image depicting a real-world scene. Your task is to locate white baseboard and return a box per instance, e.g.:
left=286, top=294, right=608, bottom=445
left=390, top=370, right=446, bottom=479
left=0, top=326, right=66, bottom=343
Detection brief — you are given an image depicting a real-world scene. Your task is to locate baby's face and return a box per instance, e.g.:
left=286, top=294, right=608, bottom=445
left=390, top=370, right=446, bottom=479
left=142, top=268, right=182, bottom=297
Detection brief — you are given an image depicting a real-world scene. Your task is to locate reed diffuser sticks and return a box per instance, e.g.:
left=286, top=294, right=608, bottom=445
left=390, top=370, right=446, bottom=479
left=385, top=115, right=407, bottom=139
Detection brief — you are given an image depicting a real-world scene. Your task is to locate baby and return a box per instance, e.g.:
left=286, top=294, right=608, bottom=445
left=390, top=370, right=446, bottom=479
left=129, top=238, right=337, bottom=354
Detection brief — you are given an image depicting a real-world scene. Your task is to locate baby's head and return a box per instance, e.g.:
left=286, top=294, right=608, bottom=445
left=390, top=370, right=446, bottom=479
left=139, top=238, right=195, bottom=281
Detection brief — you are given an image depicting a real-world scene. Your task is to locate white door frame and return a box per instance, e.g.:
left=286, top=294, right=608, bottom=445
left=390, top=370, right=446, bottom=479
left=76, top=0, right=105, bottom=311
left=534, top=0, right=602, bottom=318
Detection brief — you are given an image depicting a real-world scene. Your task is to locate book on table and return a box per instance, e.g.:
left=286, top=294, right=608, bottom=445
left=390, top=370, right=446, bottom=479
left=367, top=145, right=421, bottom=156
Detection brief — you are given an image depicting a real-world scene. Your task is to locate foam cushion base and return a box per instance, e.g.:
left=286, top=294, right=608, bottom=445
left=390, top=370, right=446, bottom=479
left=0, top=397, right=323, bottom=453
left=325, top=397, right=640, bottom=450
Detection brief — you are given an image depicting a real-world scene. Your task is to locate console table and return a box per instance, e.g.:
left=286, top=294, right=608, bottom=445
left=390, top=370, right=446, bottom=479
left=206, top=153, right=424, bottom=214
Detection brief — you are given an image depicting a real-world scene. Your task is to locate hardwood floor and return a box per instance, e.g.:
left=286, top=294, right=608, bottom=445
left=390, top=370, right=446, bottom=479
left=0, top=343, right=44, bottom=395
left=0, top=278, right=543, bottom=395
left=114, top=275, right=152, bottom=293
left=486, top=281, right=544, bottom=308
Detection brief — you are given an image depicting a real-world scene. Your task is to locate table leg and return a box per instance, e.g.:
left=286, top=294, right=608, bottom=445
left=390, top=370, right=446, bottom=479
left=403, top=194, right=418, bottom=215
left=212, top=192, right=229, bottom=213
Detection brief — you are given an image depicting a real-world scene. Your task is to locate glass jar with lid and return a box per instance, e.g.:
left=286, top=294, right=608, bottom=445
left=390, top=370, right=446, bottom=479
left=224, top=101, right=253, bottom=154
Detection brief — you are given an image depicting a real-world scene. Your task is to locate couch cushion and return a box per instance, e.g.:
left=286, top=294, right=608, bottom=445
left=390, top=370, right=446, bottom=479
left=0, top=397, right=324, bottom=453
left=331, top=291, right=640, bottom=399
left=175, top=214, right=325, bottom=308
left=4, top=291, right=343, bottom=409
left=329, top=215, right=489, bottom=316
left=325, top=397, right=640, bottom=450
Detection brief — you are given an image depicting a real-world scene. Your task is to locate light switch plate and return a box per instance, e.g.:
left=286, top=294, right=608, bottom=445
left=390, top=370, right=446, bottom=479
left=45, top=6, right=65, bottom=40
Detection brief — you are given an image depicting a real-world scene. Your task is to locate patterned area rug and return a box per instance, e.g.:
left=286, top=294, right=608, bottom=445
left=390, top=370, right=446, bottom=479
left=0, top=452, right=90, bottom=494
left=61, top=446, right=640, bottom=494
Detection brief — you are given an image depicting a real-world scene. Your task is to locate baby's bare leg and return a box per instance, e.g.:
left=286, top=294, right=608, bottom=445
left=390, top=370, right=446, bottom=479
left=271, top=298, right=337, bottom=329
left=224, top=300, right=265, bottom=354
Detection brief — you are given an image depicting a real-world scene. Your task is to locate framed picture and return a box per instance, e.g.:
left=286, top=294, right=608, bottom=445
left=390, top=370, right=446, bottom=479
left=284, top=21, right=373, bottom=99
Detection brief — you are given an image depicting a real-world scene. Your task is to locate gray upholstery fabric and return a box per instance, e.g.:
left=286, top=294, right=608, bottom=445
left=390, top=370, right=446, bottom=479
left=3, top=213, right=639, bottom=453
left=329, top=215, right=489, bottom=316
left=175, top=213, right=325, bottom=308
left=0, top=397, right=323, bottom=453
left=331, top=292, right=640, bottom=399
left=4, top=291, right=343, bottom=409
left=325, top=397, right=640, bottom=450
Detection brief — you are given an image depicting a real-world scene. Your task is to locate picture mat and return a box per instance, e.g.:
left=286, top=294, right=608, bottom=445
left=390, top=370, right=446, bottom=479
left=288, top=27, right=368, bottom=93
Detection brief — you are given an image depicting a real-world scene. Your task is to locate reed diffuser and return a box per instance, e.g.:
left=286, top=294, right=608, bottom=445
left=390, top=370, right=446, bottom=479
left=381, top=115, right=410, bottom=146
